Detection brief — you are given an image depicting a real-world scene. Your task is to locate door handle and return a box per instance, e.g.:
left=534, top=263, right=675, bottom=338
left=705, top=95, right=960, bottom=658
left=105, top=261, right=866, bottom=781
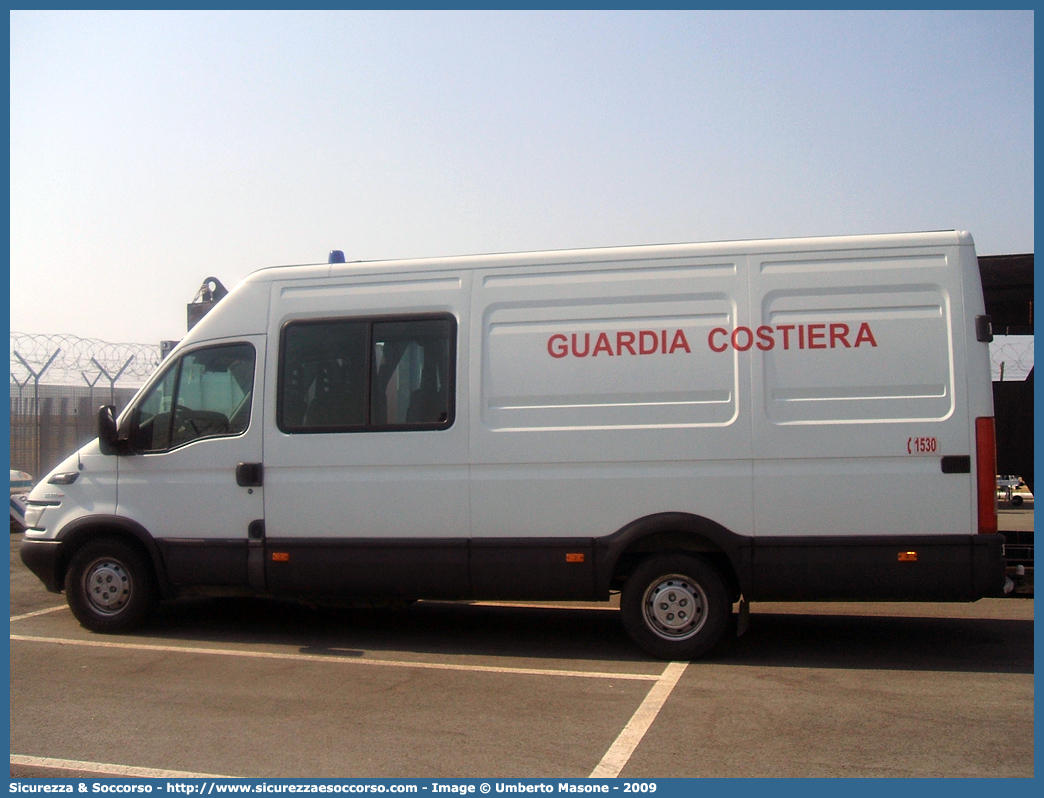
left=236, top=462, right=263, bottom=487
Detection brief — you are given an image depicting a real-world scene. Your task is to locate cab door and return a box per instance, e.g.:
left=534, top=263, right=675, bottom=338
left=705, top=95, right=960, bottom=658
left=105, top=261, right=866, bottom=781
left=115, top=337, right=265, bottom=590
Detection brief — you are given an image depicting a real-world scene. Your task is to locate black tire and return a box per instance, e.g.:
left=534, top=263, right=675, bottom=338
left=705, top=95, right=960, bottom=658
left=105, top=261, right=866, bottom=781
left=620, top=554, right=730, bottom=660
left=64, top=537, right=156, bottom=633
left=1011, top=494, right=1024, bottom=507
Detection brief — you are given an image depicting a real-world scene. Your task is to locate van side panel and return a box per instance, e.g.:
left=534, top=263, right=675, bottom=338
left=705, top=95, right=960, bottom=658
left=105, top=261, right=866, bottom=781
left=746, top=241, right=988, bottom=599
left=249, top=235, right=999, bottom=606
left=469, top=255, right=755, bottom=550
left=750, top=245, right=971, bottom=533
left=478, top=264, right=740, bottom=434
left=750, top=246, right=964, bottom=454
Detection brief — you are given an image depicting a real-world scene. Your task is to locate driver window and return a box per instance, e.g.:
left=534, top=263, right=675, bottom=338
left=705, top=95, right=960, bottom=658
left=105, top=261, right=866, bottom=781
left=134, top=343, right=256, bottom=452
left=133, top=363, right=178, bottom=452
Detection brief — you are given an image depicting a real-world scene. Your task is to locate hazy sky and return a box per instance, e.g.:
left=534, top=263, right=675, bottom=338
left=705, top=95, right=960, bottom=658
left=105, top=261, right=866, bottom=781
left=10, top=10, right=1035, bottom=347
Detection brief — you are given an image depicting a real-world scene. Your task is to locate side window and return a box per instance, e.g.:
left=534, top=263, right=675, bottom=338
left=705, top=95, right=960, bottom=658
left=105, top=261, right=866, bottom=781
left=132, top=343, right=256, bottom=452
left=372, top=319, right=453, bottom=426
left=279, top=316, right=455, bottom=433
left=280, top=321, right=368, bottom=430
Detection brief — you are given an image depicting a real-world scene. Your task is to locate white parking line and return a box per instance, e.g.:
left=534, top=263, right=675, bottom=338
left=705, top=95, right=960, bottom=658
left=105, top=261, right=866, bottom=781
left=10, top=605, right=68, bottom=622
left=11, top=633, right=661, bottom=681
left=589, top=661, right=688, bottom=778
left=10, top=754, right=237, bottom=779
left=13, top=631, right=683, bottom=779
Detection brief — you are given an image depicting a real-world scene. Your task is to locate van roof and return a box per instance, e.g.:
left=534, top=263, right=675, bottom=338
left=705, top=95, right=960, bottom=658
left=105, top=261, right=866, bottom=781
left=246, top=230, right=972, bottom=285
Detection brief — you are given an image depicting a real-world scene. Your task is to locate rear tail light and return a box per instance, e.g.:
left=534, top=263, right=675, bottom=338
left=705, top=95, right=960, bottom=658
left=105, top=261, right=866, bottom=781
left=975, top=417, right=998, bottom=534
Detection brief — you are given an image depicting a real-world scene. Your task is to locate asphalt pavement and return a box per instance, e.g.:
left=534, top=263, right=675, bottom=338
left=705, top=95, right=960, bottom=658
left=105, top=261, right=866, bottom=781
left=8, top=519, right=1034, bottom=779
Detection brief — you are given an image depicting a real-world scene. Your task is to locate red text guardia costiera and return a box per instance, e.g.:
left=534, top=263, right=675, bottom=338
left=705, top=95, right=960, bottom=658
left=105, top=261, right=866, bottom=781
left=547, top=323, right=878, bottom=358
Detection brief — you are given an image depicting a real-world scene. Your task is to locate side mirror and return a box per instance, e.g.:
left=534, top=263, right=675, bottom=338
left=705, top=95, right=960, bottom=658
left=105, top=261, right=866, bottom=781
left=97, top=405, right=120, bottom=455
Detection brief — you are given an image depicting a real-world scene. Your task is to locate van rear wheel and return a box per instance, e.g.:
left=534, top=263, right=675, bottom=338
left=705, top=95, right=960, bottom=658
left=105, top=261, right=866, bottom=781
left=621, top=554, right=729, bottom=660
left=64, top=538, right=156, bottom=633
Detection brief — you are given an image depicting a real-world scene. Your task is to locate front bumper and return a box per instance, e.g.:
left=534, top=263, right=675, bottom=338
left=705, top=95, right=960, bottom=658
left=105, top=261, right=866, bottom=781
left=20, top=538, right=63, bottom=593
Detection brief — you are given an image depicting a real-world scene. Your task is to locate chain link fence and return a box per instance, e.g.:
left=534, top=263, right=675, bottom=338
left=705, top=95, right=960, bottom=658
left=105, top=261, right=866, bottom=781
left=10, top=333, right=162, bottom=478
left=10, top=384, right=140, bottom=478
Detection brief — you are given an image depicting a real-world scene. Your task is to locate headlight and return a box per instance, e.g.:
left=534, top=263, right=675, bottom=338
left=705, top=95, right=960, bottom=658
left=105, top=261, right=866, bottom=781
left=23, top=503, right=51, bottom=528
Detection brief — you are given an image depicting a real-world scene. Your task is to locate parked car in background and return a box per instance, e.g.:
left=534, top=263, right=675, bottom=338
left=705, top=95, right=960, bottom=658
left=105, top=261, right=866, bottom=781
left=997, top=475, right=1034, bottom=507
left=10, top=470, right=33, bottom=495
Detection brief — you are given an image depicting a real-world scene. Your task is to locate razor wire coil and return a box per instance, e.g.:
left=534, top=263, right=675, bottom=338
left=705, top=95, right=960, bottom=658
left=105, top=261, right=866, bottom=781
left=11, top=332, right=163, bottom=388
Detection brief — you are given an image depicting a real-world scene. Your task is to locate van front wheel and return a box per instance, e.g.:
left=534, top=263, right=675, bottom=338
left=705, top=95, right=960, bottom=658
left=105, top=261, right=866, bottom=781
left=621, top=554, right=729, bottom=660
left=64, top=538, right=156, bottom=633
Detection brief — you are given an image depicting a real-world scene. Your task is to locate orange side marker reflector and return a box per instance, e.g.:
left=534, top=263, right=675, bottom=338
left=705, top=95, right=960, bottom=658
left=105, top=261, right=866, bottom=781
left=898, top=551, right=918, bottom=562
left=271, top=552, right=290, bottom=562
left=976, top=417, right=999, bottom=534
left=566, top=553, right=585, bottom=563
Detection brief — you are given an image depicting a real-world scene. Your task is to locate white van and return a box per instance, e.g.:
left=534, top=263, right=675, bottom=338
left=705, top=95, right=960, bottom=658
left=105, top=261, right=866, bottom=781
left=20, top=231, right=1008, bottom=659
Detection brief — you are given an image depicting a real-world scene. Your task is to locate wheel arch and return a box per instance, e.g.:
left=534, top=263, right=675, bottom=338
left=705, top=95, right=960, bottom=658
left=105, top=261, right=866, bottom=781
left=55, top=515, right=174, bottom=599
left=598, top=512, right=751, bottom=600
